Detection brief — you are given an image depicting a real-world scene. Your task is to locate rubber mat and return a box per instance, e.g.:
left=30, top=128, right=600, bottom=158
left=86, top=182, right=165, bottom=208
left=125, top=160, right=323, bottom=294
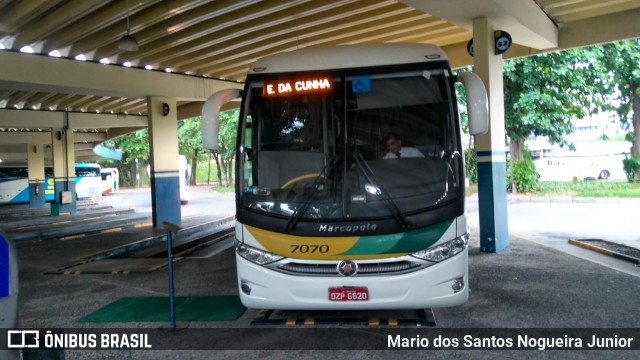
left=78, top=295, right=246, bottom=322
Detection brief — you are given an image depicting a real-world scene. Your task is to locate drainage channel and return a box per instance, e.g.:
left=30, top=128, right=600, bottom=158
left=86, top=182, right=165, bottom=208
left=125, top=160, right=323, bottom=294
left=46, top=216, right=235, bottom=275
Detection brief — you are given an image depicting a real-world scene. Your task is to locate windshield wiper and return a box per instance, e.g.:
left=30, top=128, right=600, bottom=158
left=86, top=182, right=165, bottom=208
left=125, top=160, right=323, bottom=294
left=284, top=155, right=339, bottom=232
left=351, top=151, right=413, bottom=229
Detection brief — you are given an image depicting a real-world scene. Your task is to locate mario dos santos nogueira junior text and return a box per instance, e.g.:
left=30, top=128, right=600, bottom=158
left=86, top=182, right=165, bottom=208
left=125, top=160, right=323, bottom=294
left=387, top=333, right=634, bottom=350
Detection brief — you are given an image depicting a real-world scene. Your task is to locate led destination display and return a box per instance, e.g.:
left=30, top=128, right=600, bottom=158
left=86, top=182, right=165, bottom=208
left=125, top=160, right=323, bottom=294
left=264, top=77, right=332, bottom=96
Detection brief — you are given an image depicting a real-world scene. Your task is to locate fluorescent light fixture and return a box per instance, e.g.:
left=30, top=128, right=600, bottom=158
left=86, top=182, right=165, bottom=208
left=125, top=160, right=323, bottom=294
left=75, top=54, right=87, bottom=61
left=99, top=58, right=110, bottom=64
left=20, top=46, right=34, bottom=53
left=144, top=65, right=152, bottom=70
left=48, top=50, right=62, bottom=57
left=123, top=61, right=132, bottom=67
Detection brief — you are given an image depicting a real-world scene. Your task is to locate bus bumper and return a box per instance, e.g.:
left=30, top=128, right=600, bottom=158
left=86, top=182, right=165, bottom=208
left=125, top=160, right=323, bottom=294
left=236, top=250, right=468, bottom=310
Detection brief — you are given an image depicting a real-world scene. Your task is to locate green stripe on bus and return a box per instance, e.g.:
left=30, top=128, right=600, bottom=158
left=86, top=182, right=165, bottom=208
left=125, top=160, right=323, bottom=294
left=338, top=219, right=453, bottom=256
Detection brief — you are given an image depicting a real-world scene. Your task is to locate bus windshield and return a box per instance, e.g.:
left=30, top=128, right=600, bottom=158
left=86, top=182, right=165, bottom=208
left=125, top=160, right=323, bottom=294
left=238, top=68, right=463, bottom=228
left=75, top=164, right=101, bottom=177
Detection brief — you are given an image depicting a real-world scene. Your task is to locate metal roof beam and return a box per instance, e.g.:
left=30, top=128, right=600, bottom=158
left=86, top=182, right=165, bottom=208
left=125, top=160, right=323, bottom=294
left=401, top=0, right=558, bottom=49
left=0, top=131, right=50, bottom=144
left=0, top=51, right=242, bottom=101
left=0, top=108, right=64, bottom=128
left=68, top=112, right=147, bottom=130
left=74, top=132, right=106, bottom=143
left=0, top=108, right=148, bottom=130
left=558, top=7, right=640, bottom=48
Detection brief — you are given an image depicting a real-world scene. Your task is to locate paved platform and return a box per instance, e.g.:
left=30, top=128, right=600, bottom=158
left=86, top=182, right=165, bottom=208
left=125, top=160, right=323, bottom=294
left=2, top=188, right=639, bottom=359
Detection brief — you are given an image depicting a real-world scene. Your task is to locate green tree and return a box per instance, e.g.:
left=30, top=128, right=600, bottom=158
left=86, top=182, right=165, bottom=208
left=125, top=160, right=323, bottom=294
left=178, top=117, right=207, bottom=185
left=507, top=148, right=537, bottom=193
left=100, top=129, right=149, bottom=187
left=217, top=110, right=239, bottom=186
left=594, top=39, right=640, bottom=181
left=504, top=48, right=607, bottom=161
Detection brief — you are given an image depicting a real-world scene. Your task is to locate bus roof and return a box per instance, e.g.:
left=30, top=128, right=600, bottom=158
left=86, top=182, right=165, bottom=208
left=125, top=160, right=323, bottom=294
left=248, top=43, right=448, bottom=75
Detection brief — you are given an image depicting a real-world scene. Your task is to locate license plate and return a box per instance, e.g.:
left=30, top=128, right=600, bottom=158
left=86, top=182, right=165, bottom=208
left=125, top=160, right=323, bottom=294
left=328, top=287, right=369, bottom=301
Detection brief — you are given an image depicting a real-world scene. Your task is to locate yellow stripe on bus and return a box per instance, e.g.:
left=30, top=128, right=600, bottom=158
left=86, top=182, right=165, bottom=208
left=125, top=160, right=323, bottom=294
left=246, top=225, right=359, bottom=260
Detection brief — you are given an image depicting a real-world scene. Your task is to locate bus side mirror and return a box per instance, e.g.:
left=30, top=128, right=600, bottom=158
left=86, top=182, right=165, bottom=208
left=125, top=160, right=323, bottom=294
left=457, top=72, right=488, bottom=136
left=202, top=89, right=242, bottom=151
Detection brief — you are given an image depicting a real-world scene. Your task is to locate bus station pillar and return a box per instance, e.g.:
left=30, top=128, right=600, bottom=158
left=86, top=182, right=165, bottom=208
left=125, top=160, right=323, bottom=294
left=50, top=128, right=77, bottom=215
left=148, top=97, right=181, bottom=227
left=27, top=143, right=46, bottom=208
left=472, top=17, right=509, bottom=253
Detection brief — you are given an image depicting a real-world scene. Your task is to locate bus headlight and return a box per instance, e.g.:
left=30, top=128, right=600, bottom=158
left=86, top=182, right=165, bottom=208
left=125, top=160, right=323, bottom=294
left=235, top=239, right=284, bottom=265
left=411, top=233, right=469, bottom=262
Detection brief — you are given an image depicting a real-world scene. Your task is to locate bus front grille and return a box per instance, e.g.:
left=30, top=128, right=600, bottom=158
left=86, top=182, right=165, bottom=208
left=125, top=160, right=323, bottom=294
left=274, top=260, right=424, bottom=276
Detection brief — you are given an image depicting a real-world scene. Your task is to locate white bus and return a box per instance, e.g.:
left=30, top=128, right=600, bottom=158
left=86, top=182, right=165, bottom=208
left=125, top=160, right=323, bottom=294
left=203, top=43, right=488, bottom=310
left=101, top=168, right=119, bottom=195
left=0, top=163, right=102, bottom=204
left=0, top=166, right=53, bottom=205
left=532, top=141, right=629, bottom=181
left=72, top=163, right=102, bottom=199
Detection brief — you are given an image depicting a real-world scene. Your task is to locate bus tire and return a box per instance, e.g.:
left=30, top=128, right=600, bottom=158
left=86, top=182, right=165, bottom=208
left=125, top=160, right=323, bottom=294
left=598, top=170, right=610, bottom=180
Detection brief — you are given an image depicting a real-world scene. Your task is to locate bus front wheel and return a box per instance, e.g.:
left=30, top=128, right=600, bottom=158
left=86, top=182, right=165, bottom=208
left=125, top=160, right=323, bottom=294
left=598, top=170, right=610, bottom=180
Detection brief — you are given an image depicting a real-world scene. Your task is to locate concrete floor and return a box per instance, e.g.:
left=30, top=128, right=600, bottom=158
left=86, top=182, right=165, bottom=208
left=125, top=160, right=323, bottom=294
left=2, top=187, right=640, bottom=359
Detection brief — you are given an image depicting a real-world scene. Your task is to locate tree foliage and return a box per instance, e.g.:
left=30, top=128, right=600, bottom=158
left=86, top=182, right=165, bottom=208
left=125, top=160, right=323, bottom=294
left=175, top=110, right=239, bottom=186
left=503, top=48, right=607, bottom=159
left=593, top=39, right=640, bottom=180
left=507, top=151, right=537, bottom=193
left=217, top=110, right=239, bottom=186
left=99, top=129, right=149, bottom=187
left=178, top=117, right=206, bottom=185
left=99, top=109, right=240, bottom=188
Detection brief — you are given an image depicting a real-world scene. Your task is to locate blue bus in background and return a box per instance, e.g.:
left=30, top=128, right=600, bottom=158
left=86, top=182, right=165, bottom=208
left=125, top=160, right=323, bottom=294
left=0, top=163, right=102, bottom=205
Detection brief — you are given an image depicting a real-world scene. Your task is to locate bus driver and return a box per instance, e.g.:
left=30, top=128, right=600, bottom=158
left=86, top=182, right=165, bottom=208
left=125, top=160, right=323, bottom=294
left=383, top=133, right=424, bottom=159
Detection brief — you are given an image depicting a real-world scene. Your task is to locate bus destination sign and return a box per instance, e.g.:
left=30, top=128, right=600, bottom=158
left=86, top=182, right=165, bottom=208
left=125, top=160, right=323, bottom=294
left=264, top=77, right=332, bottom=96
